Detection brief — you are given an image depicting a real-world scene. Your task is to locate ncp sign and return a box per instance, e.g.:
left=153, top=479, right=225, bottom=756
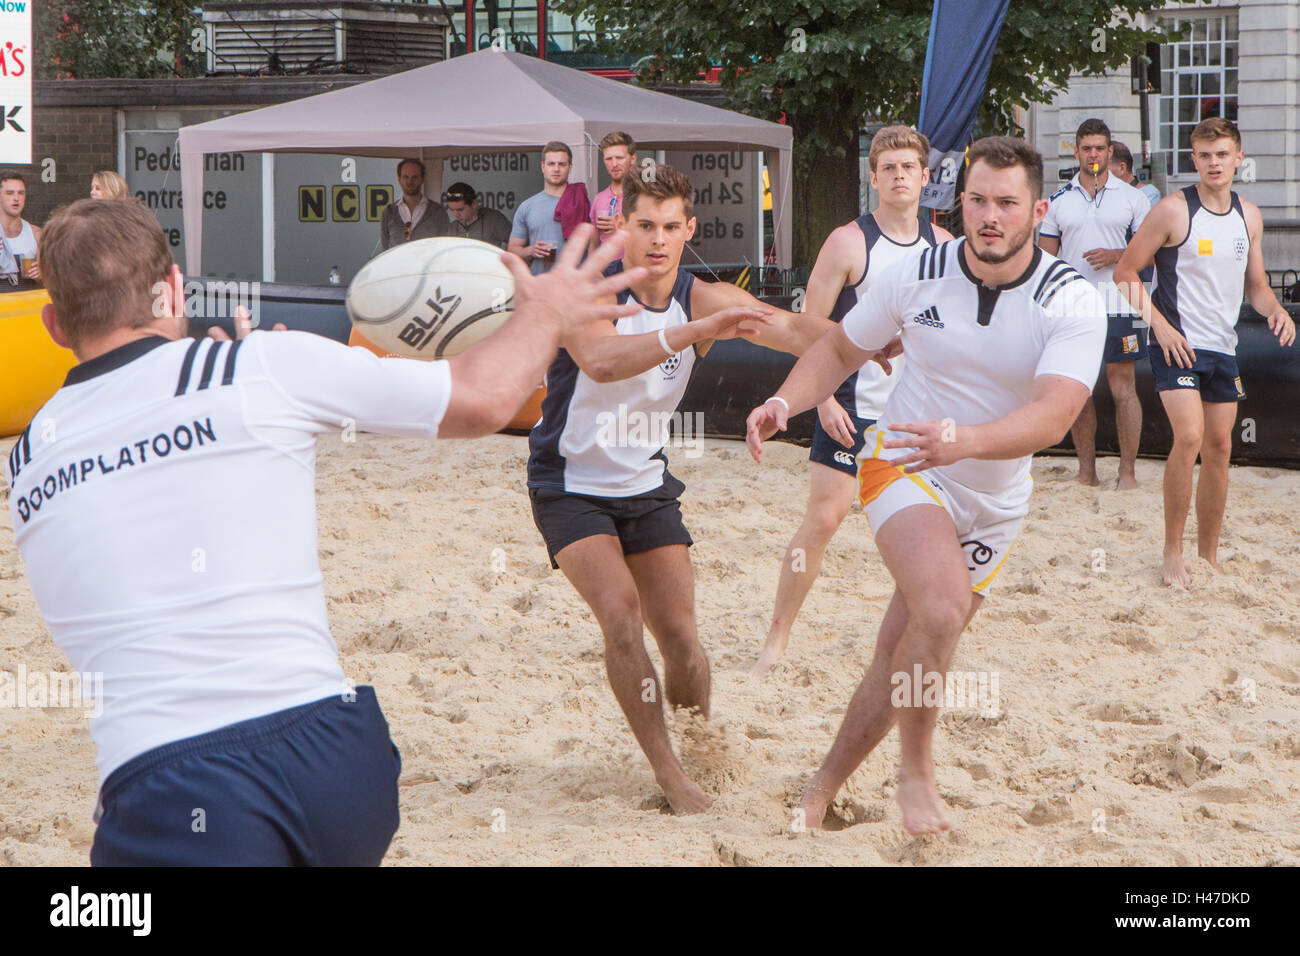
left=0, top=0, right=29, bottom=164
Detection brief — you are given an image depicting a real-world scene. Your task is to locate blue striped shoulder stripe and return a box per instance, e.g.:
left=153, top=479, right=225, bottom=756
left=6, top=423, right=32, bottom=488
left=1033, top=260, right=1086, bottom=309
left=916, top=240, right=954, bottom=281
left=175, top=338, right=244, bottom=396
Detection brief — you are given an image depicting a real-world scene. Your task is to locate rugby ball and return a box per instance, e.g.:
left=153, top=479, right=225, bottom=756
left=346, top=237, right=514, bottom=359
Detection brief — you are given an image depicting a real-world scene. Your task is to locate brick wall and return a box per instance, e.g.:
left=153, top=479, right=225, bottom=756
left=8, top=107, right=117, bottom=228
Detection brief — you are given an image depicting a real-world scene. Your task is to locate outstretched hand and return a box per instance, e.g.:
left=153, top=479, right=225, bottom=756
left=499, top=224, right=647, bottom=339
left=745, top=398, right=789, bottom=463
left=208, top=306, right=286, bottom=341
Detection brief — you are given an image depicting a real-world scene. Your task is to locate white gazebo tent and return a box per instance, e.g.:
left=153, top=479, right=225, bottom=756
left=177, top=49, right=794, bottom=274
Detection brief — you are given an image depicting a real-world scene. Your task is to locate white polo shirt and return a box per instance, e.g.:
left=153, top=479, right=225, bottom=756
left=6, top=331, right=451, bottom=785
left=1040, top=173, right=1149, bottom=315
left=842, top=239, right=1106, bottom=494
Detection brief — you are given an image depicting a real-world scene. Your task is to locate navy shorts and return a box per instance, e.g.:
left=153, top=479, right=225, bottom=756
left=91, top=685, right=401, bottom=867
left=1103, top=314, right=1149, bottom=364
left=1149, top=345, right=1245, bottom=403
left=809, top=410, right=877, bottom=476
left=529, top=474, right=692, bottom=569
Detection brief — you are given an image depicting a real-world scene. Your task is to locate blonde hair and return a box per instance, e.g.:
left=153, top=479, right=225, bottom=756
left=40, top=199, right=174, bottom=350
left=1190, top=117, right=1241, bottom=149
left=868, top=126, right=931, bottom=172
left=92, top=170, right=130, bottom=200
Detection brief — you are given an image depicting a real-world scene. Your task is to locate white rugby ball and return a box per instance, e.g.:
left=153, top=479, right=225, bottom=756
left=346, top=237, right=514, bottom=359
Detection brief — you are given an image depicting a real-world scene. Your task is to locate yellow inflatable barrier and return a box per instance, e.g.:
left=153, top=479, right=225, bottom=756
left=1, top=289, right=76, bottom=438
left=347, top=327, right=545, bottom=432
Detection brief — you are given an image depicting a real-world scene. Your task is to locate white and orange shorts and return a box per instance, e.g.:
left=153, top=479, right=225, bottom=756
left=855, top=429, right=1032, bottom=596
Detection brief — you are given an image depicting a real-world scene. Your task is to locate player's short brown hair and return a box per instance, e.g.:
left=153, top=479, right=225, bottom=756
left=1075, top=118, right=1111, bottom=145
left=40, top=199, right=174, bottom=351
left=1190, top=117, right=1241, bottom=149
left=966, top=135, right=1045, bottom=202
left=622, top=163, right=694, bottom=221
left=541, top=140, right=572, bottom=161
left=868, top=126, right=930, bottom=171
left=598, top=131, right=636, bottom=155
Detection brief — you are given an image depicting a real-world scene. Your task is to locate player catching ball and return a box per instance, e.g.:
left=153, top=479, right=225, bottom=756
left=527, top=164, right=833, bottom=813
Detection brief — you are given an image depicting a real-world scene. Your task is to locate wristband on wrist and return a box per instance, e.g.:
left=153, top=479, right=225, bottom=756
left=765, top=396, right=790, bottom=414
left=657, top=327, right=676, bottom=357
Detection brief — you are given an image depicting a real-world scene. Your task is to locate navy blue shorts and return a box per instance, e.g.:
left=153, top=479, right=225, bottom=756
left=529, top=473, right=692, bottom=569
left=810, top=411, right=877, bottom=476
left=1103, top=314, right=1149, bottom=364
left=91, top=685, right=401, bottom=867
left=1149, top=345, right=1245, bottom=403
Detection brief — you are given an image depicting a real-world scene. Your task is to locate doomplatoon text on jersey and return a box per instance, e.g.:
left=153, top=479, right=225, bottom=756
left=10, top=418, right=217, bottom=524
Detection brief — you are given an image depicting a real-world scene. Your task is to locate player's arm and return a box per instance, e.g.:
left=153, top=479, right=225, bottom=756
left=1114, top=194, right=1196, bottom=366
left=1242, top=201, right=1296, bottom=347
left=885, top=375, right=1091, bottom=473
left=562, top=294, right=772, bottom=384
left=441, top=228, right=646, bottom=436
left=745, top=276, right=901, bottom=461
left=691, top=278, right=834, bottom=358
left=1038, top=235, right=1060, bottom=256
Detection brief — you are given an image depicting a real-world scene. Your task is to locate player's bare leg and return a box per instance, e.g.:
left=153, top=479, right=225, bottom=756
left=1106, top=361, right=1142, bottom=490
left=1068, top=397, right=1101, bottom=486
left=1195, top=401, right=1237, bottom=571
left=798, top=504, right=977, bottom=833
left=626, top=544, right=711, bottom=717
left=556, top=536, right=711, bottom=814
left=754, top=463, right=857, bottom=676
left=1158, top=389, right=1205, bottom=587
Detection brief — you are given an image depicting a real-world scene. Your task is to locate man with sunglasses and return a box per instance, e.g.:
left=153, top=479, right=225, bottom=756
left=442, top=182, right=512, bottom=249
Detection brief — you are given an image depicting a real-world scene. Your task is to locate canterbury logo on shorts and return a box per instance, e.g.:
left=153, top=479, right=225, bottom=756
left=1177, top=375, right=1196, bottom=387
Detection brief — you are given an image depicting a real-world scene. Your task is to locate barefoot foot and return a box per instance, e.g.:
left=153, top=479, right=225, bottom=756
left=1163, top=549, right=1190, bottom=588
left=897, top=775, right=951, bottom=835
left=796, top=781, right=836, bottom=832
left=1071, top=470, right=1100, bottom=487
left=750, top=641, right=785, bottom=677
left=1115, top=473, right=1139, bottom=491
left=658, top=773, right=713, bottom=815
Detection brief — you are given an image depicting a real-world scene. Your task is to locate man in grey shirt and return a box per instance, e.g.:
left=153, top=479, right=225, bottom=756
left=509, top=142, right=572, bottom=274
left=441, top=182, right=512, bottom=249
left=379, top=158, right=447, bottom=251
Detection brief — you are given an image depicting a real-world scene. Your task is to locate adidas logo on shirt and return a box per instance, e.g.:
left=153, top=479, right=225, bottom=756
left=910, top=306, right=943, bottom=329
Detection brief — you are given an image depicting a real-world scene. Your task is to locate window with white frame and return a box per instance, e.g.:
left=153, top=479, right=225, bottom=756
left=1158, top=14, right=1239, bottom=175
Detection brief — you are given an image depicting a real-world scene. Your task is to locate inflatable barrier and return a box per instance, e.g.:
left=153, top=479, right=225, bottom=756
left=194, top=281, right=1300, bottom=469
left=0, top=289, right=77, bottom=438
left=680, top=303, right=1300, bottom=469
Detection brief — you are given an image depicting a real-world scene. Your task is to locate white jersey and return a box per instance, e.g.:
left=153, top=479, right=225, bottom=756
left=1152, top=186, right=1250, bottom=355
left=6, top=332, right=452, bottom=785
left=828, top=213, right=937, bottom=419
left=842, top=239, right=1107, bottom=493
left=528, top=265, right=696, bottom=497
left=1040, top=173, right=1150, bottom=315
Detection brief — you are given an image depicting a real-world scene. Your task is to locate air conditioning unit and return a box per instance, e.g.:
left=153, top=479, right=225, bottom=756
left=202, top=1, right=450, bottom=76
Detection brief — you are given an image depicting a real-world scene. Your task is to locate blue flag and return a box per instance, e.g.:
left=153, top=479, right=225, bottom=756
left=918, top=0, right=1011, bottom=209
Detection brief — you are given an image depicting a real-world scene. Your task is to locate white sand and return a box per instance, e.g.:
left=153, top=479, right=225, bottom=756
left=2, top=432, right=1299, bottom=866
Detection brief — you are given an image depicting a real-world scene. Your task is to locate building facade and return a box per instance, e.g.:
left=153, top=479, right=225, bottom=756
left=1027, top=0, right=1299, bottom=270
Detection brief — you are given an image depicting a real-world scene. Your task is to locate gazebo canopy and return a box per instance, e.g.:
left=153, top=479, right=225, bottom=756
left=178, top=50, right=793, bottom=272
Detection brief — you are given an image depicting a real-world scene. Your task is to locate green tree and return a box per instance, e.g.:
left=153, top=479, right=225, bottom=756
left=556, top=0, right=1171, bottom=265
left=36, top=1, right=202, bottom=80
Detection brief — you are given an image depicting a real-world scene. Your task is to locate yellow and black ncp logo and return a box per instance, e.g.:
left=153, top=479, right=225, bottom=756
left=298, top=185, right=393, bottom=223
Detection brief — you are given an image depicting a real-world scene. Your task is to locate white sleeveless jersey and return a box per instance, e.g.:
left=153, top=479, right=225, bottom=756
left=842, top=239, right=1107, bottom=493
left=528, top=266, right=696, bottom=497
left=1152, top=186, right=1250, bottom=354
left=5, top=219, right=37, bottom=259
left=6, top=332, right=452, bottom=785
left=830, top=214, right=937, bottom=419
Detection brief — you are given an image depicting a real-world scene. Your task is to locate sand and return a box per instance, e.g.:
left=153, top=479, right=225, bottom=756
left=2, top=432, right=1299, bottom=866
